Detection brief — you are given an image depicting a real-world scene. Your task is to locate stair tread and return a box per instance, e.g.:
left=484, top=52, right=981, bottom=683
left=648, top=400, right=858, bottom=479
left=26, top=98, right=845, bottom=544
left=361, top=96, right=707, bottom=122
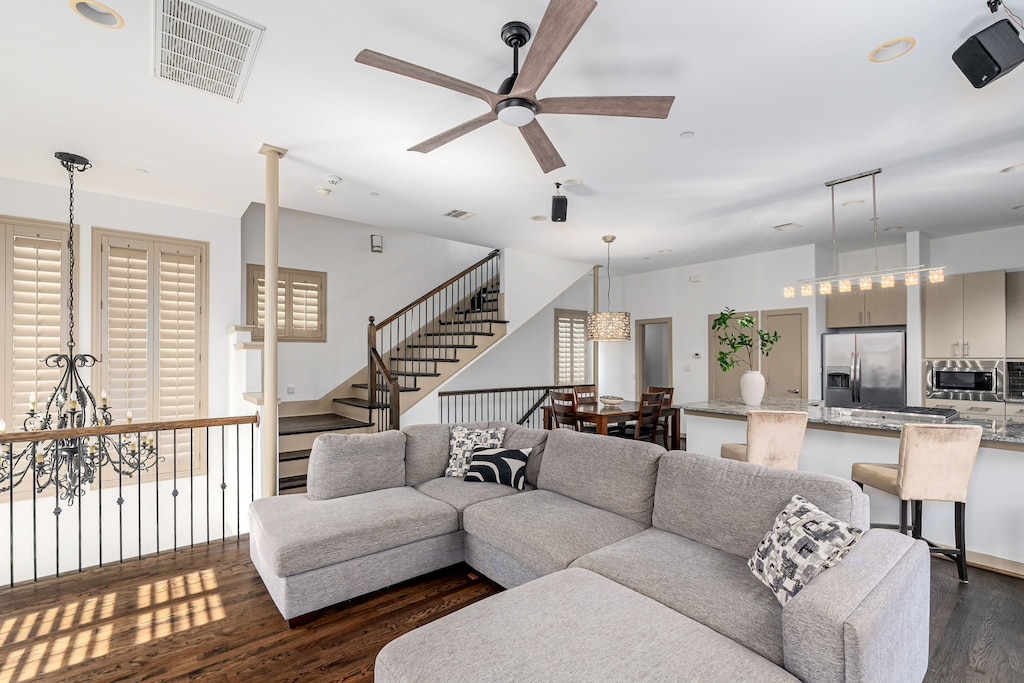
left=437, top=319, right=508, bottom=325
left=422, top=332, right=495, bottom=337
left=278, top=414, right=371, bottom=435
left=333, top=397, right=388, bottom=409
left=280, top=449, right=312, bottom=463
left=279, top=475, right=307, bottom=491
left=405, top=343, right=478, bottom=349
left=391, top=356, right=460, bottom=362
left=352, top=383, right=421, bottom=393
left=390, top=370, right=441, bottom=377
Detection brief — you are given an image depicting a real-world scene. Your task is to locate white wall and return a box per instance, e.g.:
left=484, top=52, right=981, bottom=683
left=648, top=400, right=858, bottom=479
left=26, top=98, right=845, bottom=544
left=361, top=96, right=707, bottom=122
left=0, top=176, right=241, bottom=418
left=929, top=224, right=1024, bottom=274
left=241, top=204, right=494, bottom=401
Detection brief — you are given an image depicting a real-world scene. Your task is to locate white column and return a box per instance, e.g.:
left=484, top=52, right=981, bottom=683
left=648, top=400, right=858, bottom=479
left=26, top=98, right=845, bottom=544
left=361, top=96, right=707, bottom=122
left=906, top=231, right=929, bottom=406
left=259, top=143, right=287, bottom=497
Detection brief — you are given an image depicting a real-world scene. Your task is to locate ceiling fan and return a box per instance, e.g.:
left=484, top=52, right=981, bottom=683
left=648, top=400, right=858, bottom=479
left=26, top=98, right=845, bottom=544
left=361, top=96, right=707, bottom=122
left=355, top=0, right=675, bottom=173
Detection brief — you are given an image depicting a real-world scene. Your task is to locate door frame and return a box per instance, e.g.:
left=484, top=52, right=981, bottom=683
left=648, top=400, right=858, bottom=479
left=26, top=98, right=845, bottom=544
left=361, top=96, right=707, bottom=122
left=635, top=317, right=673, bottom=399
left=761, top=307, right=809, bottom=400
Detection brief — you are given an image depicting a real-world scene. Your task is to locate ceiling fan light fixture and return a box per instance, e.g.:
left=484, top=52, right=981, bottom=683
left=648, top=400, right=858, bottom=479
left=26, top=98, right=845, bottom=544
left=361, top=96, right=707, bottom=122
left=496, top=98, right=538, bottom=127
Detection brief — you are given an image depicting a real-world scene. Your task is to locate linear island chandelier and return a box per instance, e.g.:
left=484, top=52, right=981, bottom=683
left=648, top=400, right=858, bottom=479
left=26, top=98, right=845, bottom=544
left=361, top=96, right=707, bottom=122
left=0, top=152, right=158, bottom=504
left=783, top=168, right=945, bottom=298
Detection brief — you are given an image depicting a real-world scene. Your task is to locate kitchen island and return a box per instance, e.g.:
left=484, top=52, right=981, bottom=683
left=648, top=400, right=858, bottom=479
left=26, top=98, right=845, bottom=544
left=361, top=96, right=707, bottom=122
left=684, top=398, right=1024, bottom=576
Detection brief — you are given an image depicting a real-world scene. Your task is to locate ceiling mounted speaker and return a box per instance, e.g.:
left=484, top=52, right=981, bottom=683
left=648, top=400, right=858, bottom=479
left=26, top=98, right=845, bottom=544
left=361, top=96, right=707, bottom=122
left=551, top=194, right=567, bottom=222
left=952, top=18, right=1024, bottom=88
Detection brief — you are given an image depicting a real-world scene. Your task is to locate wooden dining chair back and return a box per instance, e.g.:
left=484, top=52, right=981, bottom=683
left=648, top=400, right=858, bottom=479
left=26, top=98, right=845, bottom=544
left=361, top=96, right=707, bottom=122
left=646, top=386, right=674, bottom=448
left=573, top=385, right=598, bottom=405
left=630, top=392, right=664, bottom=443
left=550, top=390, right=581, bottom=430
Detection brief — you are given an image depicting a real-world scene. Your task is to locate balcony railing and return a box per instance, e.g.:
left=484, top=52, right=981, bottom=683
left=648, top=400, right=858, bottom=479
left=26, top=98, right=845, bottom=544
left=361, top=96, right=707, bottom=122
left=0, top=414, right=259, bottom=587
left=438, top=385, right=573, bottom=429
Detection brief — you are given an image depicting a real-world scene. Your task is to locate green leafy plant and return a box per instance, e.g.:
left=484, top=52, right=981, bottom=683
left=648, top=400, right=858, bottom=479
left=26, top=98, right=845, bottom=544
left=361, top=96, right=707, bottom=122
left=710, top=308, right=781, bottom=372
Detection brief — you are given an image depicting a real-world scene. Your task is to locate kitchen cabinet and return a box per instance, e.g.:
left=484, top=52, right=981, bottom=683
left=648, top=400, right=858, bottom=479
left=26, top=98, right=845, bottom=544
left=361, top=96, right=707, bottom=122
left=924, top=398, right=1005, bottom=420
left=1005, top=271, right=1024, bottom=358
left=1005, top=402, right=1024, bottom=422
left=826, top=286, right=906, bottom=328
left=923, top=270, right=1005, bottom=358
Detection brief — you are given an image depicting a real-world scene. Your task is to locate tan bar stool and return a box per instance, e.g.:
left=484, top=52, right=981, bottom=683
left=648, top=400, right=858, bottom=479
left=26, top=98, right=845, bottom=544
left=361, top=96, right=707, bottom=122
left=719, top=410, right=809, bottom=470
left=851, top=423, right=982, bottom=582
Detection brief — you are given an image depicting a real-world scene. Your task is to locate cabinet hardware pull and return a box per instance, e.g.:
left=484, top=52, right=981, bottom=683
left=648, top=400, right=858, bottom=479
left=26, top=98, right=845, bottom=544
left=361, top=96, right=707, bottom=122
left=867, top=311, right=871, bottom=325
left=787, top=389, right=800, bottom=394
left=953, top=342, right=960, bottom=358
left=964, top=341, right=970, bottom=357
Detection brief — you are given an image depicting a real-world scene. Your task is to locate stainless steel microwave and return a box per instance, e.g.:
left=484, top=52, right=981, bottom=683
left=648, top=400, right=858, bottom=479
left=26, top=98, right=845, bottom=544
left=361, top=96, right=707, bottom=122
left=925, top=359, right=1004, bottom=402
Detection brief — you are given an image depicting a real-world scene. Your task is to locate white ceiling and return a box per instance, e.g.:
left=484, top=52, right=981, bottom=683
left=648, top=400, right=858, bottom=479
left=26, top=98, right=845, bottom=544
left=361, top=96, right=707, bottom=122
left=3, top=1, right=1024, bottom=273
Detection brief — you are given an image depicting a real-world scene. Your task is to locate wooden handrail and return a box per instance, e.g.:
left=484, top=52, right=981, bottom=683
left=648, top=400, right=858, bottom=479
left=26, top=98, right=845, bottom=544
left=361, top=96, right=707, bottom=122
left=369, top=348, right=401, bottom=431
left=373, top=249, right=500, bottom=330
left=439, top=385, right=574, bottom=398
left=0, top=413, right=260, bottom=446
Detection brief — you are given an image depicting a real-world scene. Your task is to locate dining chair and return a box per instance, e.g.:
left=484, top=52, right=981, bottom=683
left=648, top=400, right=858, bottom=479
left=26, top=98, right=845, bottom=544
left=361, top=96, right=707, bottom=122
left=573, top=384, right=598, bottom=404
left=646, top=386, right=674, bottom=448
left=720, top=410, right=808, bottom=470
left=851, top=423, right=982, bottom=582
left=622, top=392, right=663, bottom=443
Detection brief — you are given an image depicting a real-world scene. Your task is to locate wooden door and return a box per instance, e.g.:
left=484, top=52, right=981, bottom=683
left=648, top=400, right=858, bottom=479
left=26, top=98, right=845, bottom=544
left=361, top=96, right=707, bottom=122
left=762, top=308, right=808, bottom=400
left=923, top=274, right=964, bottom=358
left=963, top=270, right=1006, bottom=358
left=1006, top=272, right=1024, bottom=358
left=708, top=311, right=757, bottom=400
left=826, top=290, right=865, bottom=328
left=864, top=286, right=907, bottom=326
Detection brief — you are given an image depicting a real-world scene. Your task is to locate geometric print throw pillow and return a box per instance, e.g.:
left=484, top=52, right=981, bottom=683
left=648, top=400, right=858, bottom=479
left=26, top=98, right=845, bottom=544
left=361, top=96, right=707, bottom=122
left=445, top=426, right=506, bottom=478
left=464, top=447, right=532, bottom=489
left=749, top=494, right=864, bottom=606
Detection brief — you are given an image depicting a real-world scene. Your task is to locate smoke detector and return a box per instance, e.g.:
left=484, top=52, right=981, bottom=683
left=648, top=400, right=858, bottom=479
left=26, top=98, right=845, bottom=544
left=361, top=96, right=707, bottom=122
left=325, top=174, right=342, bottom=185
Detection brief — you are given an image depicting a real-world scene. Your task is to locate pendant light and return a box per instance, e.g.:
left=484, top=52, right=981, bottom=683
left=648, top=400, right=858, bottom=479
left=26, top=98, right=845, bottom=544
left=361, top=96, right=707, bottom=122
left=587, top=235, right=631, bottom=342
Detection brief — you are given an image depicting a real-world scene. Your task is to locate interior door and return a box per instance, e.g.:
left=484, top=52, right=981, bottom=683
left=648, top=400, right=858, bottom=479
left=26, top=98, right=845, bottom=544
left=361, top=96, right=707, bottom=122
left=762, top=308, right=808, bottom=400
left=636, top=318, right=672, bottom=397
left=708, top=311, right=757, bottom=400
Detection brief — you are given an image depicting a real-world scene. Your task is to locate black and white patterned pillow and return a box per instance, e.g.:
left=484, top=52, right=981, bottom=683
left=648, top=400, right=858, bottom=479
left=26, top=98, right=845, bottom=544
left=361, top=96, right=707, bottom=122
left=464, top=447, right=532, bottom=489
left=749, top=494, right=864, bottom=606
left=445, top=426, right=506, bottom=478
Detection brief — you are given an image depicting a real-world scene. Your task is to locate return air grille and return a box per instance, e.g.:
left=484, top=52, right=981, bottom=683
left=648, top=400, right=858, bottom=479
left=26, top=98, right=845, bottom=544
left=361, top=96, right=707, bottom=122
left=155, top=0, right=264, bottom=102
left=443, top=210, right=477, bottom=221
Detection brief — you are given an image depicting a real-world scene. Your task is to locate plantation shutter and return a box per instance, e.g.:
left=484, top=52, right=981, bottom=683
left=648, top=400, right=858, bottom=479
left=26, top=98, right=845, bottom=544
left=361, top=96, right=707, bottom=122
left=555, top=310, right=588, bottom=385
left=158, top=248, right=200, bottom=421
left=289, top=273, right=324, bottom=339
left=105, top=245, right=150, bottom=424
left=246, top=264, right=326, bottom=342
left=253, top=275, right=286, bottom=335
left=7, top=228, right=68, bottom=425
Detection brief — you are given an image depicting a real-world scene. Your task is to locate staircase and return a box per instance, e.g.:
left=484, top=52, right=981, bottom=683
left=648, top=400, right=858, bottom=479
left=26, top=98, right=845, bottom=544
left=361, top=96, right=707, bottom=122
left=265, top=250, right=505, bottom=494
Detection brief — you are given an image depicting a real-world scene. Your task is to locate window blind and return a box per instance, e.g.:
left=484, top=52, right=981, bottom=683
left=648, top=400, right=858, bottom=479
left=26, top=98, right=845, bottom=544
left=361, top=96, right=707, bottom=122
left=555, top=310, right=588, bottom=385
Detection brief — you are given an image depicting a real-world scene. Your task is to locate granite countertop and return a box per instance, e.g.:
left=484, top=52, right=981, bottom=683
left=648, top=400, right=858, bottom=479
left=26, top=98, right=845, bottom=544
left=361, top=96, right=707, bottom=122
left=684, top=398, right=1024, bottom=446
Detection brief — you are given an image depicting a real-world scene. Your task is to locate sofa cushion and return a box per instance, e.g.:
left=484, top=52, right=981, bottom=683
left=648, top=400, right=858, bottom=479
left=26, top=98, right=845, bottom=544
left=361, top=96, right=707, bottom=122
left=464, top=446, right=531, bottom=489
left=306, top=431, right=406, bottom=501
left=463, top=489, right=646, bottom=578
left=248, top=488, right=458, bottom=577
left=750, top=494, right=864, bottom=606
left=403, top=421, right=525, bottom=486
left=571, top=527, right=786, bottom=666
left=537, top=428, right=664, bottom=525
left=653, top=451, right=869, bottom=559
left=414, top=477, right=521, bottom=526
left=375, top=568, right=799, bottom=683
left=501, top=424, right=548, bottom=487
left=445, top=425, right=506, bottom=477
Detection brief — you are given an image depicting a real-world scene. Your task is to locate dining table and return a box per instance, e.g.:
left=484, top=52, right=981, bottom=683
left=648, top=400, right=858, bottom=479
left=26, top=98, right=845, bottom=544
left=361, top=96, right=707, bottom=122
left=542, top=400, right=683, bottom=451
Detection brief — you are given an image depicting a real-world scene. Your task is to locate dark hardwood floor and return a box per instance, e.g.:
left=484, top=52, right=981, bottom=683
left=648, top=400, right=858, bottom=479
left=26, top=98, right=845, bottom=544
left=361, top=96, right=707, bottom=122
left=0, top=537, right=1020, bottom=682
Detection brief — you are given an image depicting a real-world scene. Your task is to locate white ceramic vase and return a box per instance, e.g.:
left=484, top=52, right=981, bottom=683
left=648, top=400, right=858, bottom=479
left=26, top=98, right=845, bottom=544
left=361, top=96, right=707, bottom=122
left=740, top=370, right=766, bottom=406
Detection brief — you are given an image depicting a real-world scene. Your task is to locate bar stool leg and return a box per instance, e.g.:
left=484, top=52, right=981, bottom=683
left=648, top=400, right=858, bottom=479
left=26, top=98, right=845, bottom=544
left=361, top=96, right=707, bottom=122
left=898, top=499, right=908, bottom=535
left=911, top=500, right=923, bottom=539
left=955, top=501, right=969, bottom=583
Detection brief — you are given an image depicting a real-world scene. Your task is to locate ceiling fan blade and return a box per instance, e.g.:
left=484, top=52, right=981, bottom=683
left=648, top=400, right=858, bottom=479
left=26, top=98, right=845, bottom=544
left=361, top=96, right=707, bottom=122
left=519, top=120, right=565, bottom=173
left=512, top=0, right=597, bottom=98
left=539, top=96, right=675, bottom=119
left=356, top=49, right=497, bottom=106
left=408, top=112, right=498, bottom=154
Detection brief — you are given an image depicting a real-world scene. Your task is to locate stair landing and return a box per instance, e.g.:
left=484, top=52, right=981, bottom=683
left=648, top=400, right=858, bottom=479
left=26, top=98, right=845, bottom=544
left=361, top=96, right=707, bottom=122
left=279, top=414, right=370, bottom=436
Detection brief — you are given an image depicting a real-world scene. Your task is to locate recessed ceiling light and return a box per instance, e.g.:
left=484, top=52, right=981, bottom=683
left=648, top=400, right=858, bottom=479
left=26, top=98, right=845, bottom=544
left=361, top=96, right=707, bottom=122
left=530, top=215, right=547, bottom=222
left=841, top=199, right=865, bottom=207
left=869, top=37, right=916, bottom=63
left=658, top=249, right=672, bottom=254
left=771, top=222, right=801, bottom=231
left=369, top=191, right=381, bottom=197
left=883, top=225, right=905, bottom=232
left=562, top=178, right=584, bottom=187
left=70, top=0, right=125, bottom=29
left=999, top=164, right=1024, bottom=174
left=135, top=168, right=149, bottom=175
left=679, top=131, right=695, bottom=139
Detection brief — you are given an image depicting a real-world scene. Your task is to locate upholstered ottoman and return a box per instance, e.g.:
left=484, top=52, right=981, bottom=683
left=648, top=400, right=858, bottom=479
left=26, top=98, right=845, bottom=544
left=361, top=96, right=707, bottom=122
left=374, top=567, right=799, bottom=682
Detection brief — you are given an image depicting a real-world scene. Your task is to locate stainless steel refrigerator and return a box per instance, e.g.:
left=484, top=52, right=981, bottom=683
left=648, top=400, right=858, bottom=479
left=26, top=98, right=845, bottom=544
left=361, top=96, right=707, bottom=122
left=823, top=331, right=906, bottom=407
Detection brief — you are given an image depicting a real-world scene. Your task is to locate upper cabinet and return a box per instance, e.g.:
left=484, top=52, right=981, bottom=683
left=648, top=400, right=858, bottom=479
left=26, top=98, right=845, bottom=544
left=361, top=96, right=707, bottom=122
left=826, top=286, right=907, bottom=328
left=923, top=270, right=1005, bottom=358
left=1006, top=271, right=1024, bottom=358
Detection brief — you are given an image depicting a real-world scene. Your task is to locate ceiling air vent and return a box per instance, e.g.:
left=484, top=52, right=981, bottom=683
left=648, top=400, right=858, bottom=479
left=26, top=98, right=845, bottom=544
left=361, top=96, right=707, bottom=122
left=771, top=222, right=802, bottom=232
left=155, top=0, right=264, bottom=102
left=443, top=210, right=477, bottom=221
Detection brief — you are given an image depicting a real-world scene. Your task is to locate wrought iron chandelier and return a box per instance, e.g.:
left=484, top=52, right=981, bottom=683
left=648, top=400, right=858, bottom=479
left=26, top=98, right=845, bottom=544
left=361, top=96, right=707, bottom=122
left=587, top=235, right=631, bottom=342
left=0, top=152, right=158, bottom=504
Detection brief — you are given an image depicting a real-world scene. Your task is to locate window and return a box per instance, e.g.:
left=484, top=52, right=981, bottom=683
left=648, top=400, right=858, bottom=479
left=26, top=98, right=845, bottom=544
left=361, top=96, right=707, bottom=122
left=94, top=229, right=208, bottom=476
left=554, top=309, right=589, bottom=385
left=246, top=264, right=326, bottom=342
left=0, top=217, right=71, bottom=430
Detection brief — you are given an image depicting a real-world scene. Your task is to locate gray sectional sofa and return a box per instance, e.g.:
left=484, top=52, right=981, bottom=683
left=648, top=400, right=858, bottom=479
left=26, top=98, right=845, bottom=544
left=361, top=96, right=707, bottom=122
left=248, top=422, right=930, bottom=682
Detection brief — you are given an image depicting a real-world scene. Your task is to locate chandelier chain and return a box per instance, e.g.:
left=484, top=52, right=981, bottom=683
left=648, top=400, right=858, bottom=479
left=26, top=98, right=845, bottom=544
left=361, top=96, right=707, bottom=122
left=66, top=163, right=76, bottom=353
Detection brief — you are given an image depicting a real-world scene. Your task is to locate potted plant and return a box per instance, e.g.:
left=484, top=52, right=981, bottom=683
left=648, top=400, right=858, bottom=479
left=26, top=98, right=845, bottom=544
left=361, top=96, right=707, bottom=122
left=711, top=308, right=781, bottom=406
